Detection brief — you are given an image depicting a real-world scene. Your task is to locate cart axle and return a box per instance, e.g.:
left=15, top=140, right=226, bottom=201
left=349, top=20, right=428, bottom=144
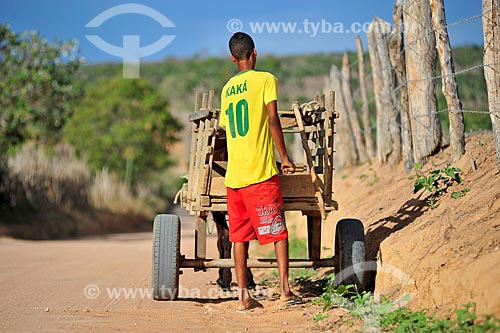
left=180, top=257, right=337, bottom=269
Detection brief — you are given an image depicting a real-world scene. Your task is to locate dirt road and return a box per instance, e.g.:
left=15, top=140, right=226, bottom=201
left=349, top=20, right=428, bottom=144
left=0, top=209, right=324, bottom=332
left=2, top=134, right=498, bottom=332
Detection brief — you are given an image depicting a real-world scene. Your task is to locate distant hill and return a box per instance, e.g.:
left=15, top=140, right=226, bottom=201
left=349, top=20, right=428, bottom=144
left=78, top=44, right=490, bottom=132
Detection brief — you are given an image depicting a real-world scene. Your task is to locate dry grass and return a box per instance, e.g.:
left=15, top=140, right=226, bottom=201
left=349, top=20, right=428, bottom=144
left=2, top=143, right=160, bottom=217
left=6, top=143, right=91, bottom=210
left=90, top=167, right=158, bottom=216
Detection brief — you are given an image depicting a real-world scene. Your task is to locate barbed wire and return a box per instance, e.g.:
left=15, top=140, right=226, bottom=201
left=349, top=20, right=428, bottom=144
left=325, top=2, right=500, bottom=168
left=326, top=1, right=499, bottom=145
left=348, top=61, right=495, bottom=122
left=343, top=5, right=492, bottom=107
left=359, top=109, right=497, bottom=135
left=345, top=2, right=496, bottom=73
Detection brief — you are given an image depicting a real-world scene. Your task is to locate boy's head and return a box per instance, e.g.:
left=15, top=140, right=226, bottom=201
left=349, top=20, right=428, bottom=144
left=229, top=32, right=256, bottom=62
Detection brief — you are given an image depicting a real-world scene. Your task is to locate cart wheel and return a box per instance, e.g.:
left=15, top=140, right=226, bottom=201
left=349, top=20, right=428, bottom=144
left=152, top=214, right=180, bottom=301
left=334, top=218, right=366, bottom=292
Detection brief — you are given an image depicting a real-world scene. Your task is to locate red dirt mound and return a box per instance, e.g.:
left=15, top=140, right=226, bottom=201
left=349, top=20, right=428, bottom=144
left=316, top=133, right=500, bottom=316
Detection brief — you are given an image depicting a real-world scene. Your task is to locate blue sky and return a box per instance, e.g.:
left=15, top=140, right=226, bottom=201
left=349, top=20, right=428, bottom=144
left=0, top=0, right=484, bottom=64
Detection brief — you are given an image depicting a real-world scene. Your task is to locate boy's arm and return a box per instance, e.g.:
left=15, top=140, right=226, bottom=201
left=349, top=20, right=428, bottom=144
left=267, top=100, right=295, bottom=174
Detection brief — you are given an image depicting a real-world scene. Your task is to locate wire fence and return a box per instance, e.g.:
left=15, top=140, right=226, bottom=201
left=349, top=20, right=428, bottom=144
left=326, top=1, right=499, bottom=168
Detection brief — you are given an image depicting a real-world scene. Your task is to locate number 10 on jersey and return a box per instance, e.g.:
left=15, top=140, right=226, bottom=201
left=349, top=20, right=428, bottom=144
left=225, top=99, right=249, bottom=138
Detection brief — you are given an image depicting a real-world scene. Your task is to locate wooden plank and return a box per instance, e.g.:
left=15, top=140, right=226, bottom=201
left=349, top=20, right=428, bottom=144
left=189, top=197, right=338, bottom=213
left=200, top=195, right=211, bottom=207
left=324, top=92, right=335, bottom=205
left=187, top=121, right=199, bottom=208
left=192, top=119, right=206, bottom=206
left=204, top=99, right=218, bottom=196
left=195, top=214, right=207, bottom=259
left=280, top=115, right=298, bottom=129
left=201, top=92, right=208, bottom=108
left=208, top=90, right=214, bottom=109
left=292, top=104, right=326, bottom=219
left=194, top=92, right=200, bottom=112
left=188, top=109, right=211, bottom=122
left=200, top=164, right=211, bottom=195
left=307, top=215, right=322, bottom=261
left=209, top=175, right=318, bottom=198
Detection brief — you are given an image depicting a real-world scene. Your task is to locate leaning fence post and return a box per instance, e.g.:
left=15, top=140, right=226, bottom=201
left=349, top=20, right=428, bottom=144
left=403, top=0, right=442, bottom=164
left=342, top=52, right=367, bottom=163
left=431, top=0, right=466, bottom=163
left=482, top=0, right=500, bottom=171
left=368, top=17, right=402, bottom=166
left=389, top=0, right=414, bottom=173
left=356, top=36, right=376, bottom=160
left=328, top=65, right=358, bottom=168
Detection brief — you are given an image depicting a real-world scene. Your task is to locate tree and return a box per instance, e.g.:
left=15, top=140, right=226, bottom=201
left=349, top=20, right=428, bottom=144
left=0, top=25, right=82, bottom=154
left=64, top=77, right=182, bottom=186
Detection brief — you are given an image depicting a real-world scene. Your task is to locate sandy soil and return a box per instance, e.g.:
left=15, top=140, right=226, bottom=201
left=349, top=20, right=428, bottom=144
left=320, top=133, right=500, bottom=317
left=0, top=133, right=499, bottom=332
left=0, top=208, right=334, bottom=332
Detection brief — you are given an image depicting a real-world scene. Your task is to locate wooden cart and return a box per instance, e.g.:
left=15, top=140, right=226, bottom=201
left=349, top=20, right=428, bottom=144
left=152, top=90, right=366, bottom=300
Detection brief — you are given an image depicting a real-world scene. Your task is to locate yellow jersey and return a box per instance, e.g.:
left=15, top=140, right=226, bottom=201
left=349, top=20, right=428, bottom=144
left=220, top=70, right=279, bottom=188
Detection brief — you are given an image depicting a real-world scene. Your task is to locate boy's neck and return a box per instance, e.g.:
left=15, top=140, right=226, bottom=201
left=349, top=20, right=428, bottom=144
left=236, top=59, right=254, bottom=72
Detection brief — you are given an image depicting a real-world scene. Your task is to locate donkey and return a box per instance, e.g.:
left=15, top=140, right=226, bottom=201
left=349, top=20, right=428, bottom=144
left=212, top=211, right=256, bottom=290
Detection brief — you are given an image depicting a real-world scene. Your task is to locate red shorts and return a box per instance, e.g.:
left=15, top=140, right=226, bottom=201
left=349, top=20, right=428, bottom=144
left=226, top=175, right=288, bottom=245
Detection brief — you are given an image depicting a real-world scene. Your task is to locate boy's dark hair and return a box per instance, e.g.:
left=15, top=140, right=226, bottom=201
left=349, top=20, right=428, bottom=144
left=229, top=32, right=255, bottom=61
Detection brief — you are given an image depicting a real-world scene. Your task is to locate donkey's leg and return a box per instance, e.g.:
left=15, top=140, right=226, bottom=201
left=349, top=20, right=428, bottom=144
left=213, top=211, right=256, bottom=290
left=213, top=212, right=232, bottom=290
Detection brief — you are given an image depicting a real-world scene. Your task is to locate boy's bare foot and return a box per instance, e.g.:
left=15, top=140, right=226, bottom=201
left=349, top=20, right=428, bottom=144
left=236, top=298, right=262, bottom=313
left=280, top=293, right=303, bottom=305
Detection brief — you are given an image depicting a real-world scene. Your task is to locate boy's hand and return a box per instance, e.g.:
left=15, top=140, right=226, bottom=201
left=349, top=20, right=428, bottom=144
left=281, top=160, right=295, bottom=175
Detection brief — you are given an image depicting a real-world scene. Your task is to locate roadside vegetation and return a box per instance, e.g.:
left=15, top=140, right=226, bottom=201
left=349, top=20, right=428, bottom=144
left=315, top=274, right=500, bottom=332
left=0, top=25, right=492, bottom=239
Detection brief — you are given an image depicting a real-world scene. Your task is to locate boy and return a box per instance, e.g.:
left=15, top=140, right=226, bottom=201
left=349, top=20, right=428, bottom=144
left=220, top=32, right=300, bottom=313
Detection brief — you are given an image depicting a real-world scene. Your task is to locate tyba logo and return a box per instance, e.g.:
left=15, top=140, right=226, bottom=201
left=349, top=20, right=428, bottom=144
left=85, top=3, right=175, bottom=78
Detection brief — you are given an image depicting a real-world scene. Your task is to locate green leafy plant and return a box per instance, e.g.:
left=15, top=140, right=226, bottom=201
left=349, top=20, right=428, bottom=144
left=290, top=268, right=316, bottom=283
left=413, top=164, right=463, bottom=208
left=318, top=275, right=499, bottom=333
left=313, top=313, right=328, bottom=322
left=382, top=303, right=500, bottom=333
left=451, top=188, right=470, bottom=199
left=357, top=169, right=380, bottom=186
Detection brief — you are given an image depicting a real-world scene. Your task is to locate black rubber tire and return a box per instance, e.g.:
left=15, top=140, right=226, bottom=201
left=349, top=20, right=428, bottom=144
left=334, top=218, right=366, bottom=292
left=152, top=214, right=180, bottom=301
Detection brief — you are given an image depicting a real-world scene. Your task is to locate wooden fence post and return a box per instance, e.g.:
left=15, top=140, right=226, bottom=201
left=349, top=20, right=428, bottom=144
left=328, top=65, right=358, bottom=168
left=403, top=0, right=442, bottom=164
left=342, top=52, right=368, bottom=163
left=482, top=0, right=500, bottom=171
left=431, top=0, right=465, bottom=163
left=389, top=0, right=414, bottom=173
left=356, top=36, right=376, bottom=160
left=367, top=17, right=402, bottom=166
